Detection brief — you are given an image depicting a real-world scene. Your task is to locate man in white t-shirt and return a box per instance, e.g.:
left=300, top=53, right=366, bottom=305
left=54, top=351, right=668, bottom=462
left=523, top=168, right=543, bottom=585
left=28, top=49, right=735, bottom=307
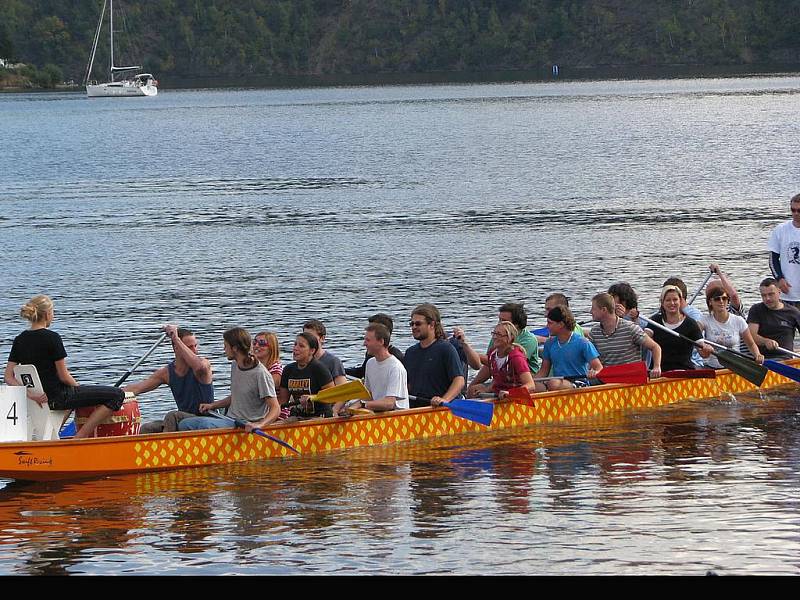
left=334, top=323, right=408, bottom=415
left=768, top=193, right=800, bottom=307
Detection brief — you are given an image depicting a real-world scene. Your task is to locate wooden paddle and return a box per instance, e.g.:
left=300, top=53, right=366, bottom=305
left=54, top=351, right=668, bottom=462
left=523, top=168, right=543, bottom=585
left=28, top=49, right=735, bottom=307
left=687, top=270, right=715, bottom=305
left=208, top=410, right=299, bottom=454
left=309, top=380, right=371, bottom=404
left=409, top=395, right=494, bottom=426
left=534, top=362, right=648, bottom=386
left=596, top=361, right=648, bottom=385
left=770, top=347, right=800, bottom=359
left=507, top=386, right=535, bottom=407
left=642, top=317, right=767, bottom=386
left=698, top=342, right=800, bottom=385
left=114, top=332, right=168, bottom=387
left=661, top=369, right=717, bottom=379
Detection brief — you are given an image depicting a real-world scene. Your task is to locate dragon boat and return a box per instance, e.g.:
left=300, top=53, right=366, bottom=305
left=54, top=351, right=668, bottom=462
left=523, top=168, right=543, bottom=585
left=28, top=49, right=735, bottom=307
left=1, top=361, right=798, bottom=482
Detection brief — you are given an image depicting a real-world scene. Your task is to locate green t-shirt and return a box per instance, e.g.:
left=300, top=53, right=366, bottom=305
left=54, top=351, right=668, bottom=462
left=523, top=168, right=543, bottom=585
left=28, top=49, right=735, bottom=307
left=487, top=327, right=541, bottom=374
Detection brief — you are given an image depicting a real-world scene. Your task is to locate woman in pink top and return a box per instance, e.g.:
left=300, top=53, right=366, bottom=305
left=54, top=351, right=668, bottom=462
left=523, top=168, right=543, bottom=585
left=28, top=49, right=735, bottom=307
left=253, top=331, right=286, bottom=418
left=467, top=321, right=535, bottom=398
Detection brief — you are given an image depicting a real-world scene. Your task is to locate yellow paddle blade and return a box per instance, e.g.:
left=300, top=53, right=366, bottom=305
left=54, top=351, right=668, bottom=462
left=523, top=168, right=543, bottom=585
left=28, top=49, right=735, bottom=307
left=309, top=380, right=371, bottom=404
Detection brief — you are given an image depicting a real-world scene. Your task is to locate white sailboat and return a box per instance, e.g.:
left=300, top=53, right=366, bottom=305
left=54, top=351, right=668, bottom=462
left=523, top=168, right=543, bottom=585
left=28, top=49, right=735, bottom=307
left=84, top=0, right=158, bottom=98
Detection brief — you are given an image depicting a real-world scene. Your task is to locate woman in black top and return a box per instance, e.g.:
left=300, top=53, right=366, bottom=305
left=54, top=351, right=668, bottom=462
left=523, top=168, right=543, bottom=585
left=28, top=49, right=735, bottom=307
left=645, top=285, right=710, bottom=372
left=278, top=332, right=335, bottom=419
left=4, top=295, right=124, bottom=439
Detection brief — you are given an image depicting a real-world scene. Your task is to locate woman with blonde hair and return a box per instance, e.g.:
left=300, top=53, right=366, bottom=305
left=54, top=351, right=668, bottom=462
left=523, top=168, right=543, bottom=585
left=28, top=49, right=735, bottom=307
left=4, top=295, right=125, bottom=439
left=466, top=321, right=536, bottom=399
left=644, top=285, right=708, bottom=372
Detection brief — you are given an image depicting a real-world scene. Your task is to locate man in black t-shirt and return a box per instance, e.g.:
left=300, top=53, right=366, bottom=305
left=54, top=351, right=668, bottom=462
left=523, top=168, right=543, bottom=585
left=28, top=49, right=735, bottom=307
left=403, top=304, right=464, bottom=407
left=747, top=277, right=800, bottom=358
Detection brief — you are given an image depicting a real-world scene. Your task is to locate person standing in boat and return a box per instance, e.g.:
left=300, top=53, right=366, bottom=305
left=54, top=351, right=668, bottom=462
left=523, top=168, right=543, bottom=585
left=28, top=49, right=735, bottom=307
left=123, top=324, right=214, bottom=433
left=537, top=305, right=603, bottom=391
left=464, top=321, right=537, bottom=398
left=178, top=328, right=279, bottom=432
left=768, top=193, right=800, bottom=308
left=699, top=287, right=763, bottom=369
left=644, top=286, right=707, bottom=372
left=3, top=294, right=125, bottom=439
left=404, top=303, right=465, bottom=408
left=334, top=323, right=408, bottom=416
left=344, top=314, right=405, bottom=379
left=747, top=277, right=800, bottom=359
left=303, top=319, right=348, bottom=386
left=277, top=332, right=336, bottom=419
left=588, top=293, right=662, bottom=378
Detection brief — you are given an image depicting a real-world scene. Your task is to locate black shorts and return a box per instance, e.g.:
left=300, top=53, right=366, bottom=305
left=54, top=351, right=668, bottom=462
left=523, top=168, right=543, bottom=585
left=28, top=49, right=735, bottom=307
left=50, top=385, right=125, bottom=412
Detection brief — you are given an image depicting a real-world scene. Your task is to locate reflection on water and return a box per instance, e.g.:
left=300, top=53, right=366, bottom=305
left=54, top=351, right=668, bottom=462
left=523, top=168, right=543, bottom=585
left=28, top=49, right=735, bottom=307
left=1, top=389, right=799, bottom=575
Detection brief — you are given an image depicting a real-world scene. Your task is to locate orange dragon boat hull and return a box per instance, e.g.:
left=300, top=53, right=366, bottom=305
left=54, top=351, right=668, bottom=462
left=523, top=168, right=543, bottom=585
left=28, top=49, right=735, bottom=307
left=1, top=362, right=797, bottom=482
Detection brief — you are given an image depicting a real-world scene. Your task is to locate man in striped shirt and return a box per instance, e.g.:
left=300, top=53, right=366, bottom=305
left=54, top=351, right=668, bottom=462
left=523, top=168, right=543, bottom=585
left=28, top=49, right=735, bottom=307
left=588, top=292, right=663, bottom=378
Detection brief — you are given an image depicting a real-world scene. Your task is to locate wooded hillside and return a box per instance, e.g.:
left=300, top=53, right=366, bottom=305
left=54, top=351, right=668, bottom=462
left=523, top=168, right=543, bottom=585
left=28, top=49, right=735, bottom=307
left=2, top=0, right=799, bottom=84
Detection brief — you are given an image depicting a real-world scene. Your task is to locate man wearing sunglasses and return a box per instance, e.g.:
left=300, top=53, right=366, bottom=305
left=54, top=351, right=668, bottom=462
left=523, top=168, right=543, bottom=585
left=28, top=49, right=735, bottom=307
left=768, top=193, right=800, bottom=308
left=403, top=303, right=465, bottom=408
left=124, top=324, right=214, bottom=433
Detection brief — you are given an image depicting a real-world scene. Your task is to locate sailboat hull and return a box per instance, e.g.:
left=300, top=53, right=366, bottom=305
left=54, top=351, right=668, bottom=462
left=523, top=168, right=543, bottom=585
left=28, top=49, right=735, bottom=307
left=87, top=80, right=158, bottom=97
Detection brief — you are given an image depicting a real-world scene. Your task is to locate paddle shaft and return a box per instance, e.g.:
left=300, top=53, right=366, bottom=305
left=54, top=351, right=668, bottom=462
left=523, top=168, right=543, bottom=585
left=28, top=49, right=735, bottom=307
left=687, top=270, right=715, bottom=306
left=771, top=346, right=800, bottom=359
left=208, top=410, right=299, bottom=454
left=114, top=332, right=168, bottom=387
left=641, top=316, right=706, bottom=351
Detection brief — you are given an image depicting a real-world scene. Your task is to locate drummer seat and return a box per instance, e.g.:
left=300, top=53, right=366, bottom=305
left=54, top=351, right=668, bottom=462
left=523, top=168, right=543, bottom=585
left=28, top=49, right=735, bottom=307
left=13, top=364, right=71, bottom=441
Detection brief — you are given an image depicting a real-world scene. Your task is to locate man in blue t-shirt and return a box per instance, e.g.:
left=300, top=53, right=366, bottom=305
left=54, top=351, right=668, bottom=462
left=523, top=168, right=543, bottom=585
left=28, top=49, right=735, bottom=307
left=403, top=303, right=465, bottom=408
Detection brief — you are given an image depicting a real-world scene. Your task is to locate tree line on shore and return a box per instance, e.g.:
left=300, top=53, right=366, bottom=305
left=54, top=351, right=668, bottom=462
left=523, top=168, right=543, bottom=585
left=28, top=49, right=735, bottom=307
left=1, top=0, right=799, bottom=87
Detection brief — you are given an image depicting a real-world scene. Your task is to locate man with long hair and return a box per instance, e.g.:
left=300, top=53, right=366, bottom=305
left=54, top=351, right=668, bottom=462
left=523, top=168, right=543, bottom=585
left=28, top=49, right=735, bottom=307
left=403, top=303, right=464, bottom=408
left=179, top=327, right=280, bottom=431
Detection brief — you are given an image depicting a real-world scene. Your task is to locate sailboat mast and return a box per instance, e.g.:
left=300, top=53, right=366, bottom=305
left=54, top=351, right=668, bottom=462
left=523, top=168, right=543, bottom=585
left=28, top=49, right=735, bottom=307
left=109, top=0, right=115, bottom=81
left=84, top=0, right=106, bottom=85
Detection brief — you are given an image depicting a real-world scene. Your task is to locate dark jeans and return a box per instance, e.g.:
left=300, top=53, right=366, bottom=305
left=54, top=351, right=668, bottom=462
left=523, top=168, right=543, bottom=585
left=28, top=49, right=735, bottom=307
left=50, top=385, right=125, bottom=412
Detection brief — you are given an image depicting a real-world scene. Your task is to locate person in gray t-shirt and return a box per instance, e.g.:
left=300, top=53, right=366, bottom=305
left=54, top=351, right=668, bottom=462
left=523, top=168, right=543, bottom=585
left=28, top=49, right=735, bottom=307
left=303, top=318, right=348, bottom=385
left=179, top=327, right=280, bottom=432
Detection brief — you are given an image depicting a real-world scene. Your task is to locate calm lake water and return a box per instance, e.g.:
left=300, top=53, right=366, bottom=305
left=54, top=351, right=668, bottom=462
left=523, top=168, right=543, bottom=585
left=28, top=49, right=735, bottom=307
left=1, top=76, right=800, bottom=574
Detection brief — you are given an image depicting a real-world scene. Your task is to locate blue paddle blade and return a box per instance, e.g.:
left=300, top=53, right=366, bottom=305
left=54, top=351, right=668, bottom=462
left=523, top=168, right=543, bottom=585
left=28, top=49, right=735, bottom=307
left=59, top=420, right=76, bottom=438
left=445, top=399, right=494, bottom=426
left=532, top=326, right=549, bottom=337
left=764, top=359, right=800, bottom=384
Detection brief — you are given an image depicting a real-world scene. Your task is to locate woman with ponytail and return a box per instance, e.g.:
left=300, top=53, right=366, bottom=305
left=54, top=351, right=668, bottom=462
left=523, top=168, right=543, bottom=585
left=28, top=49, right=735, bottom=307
left=179, top=327, right=280, bottom=431
left=4, top=295, right=125, bottom=439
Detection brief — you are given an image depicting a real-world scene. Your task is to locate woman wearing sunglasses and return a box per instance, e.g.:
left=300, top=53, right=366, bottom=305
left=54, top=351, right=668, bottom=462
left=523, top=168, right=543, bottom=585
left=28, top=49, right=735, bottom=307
left=699, top=287, right=764, bottom=369
left=253, top=331, right=289, bottom=419
left=466, top=321, right=535, bottom=398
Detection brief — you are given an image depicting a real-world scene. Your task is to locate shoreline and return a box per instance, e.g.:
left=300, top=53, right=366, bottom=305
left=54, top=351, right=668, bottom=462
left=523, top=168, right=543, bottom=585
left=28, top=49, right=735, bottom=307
left=3, top=62, right=800, bottom=94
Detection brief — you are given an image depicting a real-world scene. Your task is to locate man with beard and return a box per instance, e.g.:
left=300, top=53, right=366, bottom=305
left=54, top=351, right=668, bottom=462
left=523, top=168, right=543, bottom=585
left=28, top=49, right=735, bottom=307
left=403, top=303, right=465, bottom=408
